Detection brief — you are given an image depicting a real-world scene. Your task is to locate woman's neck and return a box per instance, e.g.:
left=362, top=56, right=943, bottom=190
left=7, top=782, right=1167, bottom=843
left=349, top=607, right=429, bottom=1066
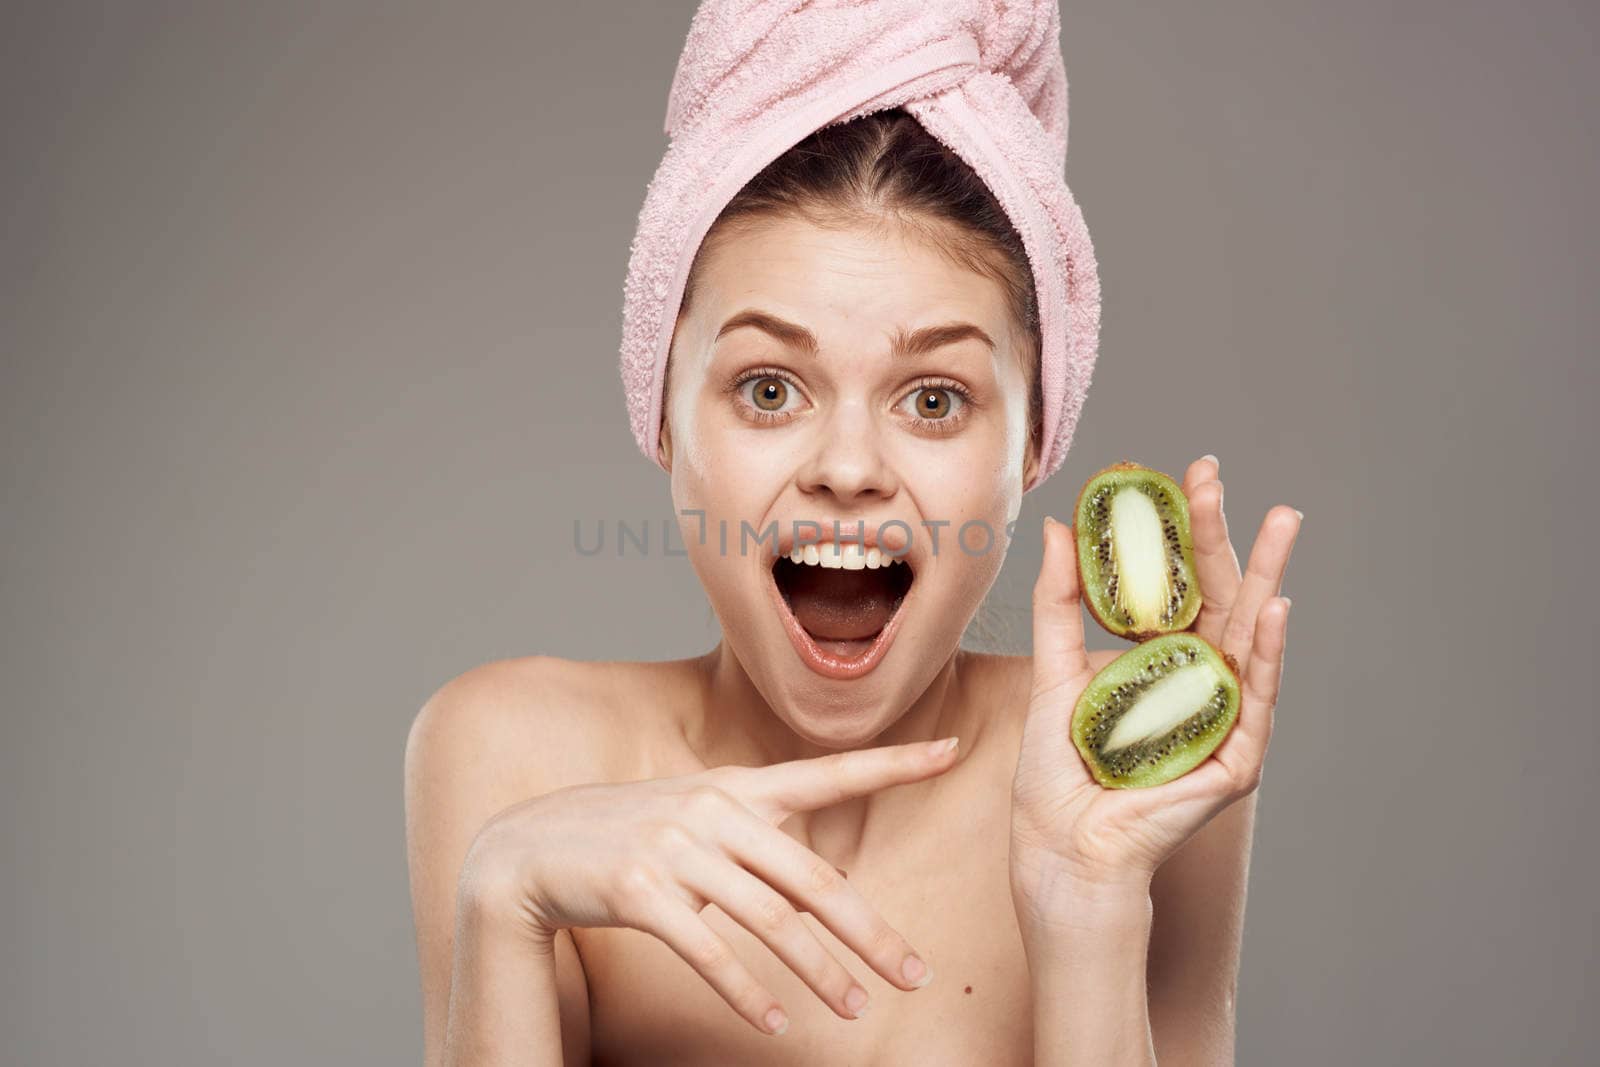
left=682, top=640, right=986, bottom=864
left=690, top=639, right=976, bottom=763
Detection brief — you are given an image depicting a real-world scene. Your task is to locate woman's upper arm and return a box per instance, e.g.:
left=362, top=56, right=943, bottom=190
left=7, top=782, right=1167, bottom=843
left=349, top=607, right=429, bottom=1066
left=404, top=656, right=596, bottom=1067
left=1146, top=791, right=1258, bottom=1067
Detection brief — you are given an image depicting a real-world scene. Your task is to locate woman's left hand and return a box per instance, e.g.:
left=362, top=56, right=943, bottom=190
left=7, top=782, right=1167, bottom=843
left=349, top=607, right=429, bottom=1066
left=1009, top=455, right=1302, bottom=925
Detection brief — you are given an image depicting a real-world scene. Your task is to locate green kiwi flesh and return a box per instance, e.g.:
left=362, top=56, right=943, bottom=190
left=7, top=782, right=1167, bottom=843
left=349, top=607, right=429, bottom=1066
left=1075, top=463, right=1201, bottom=639
left=1071, top=633, right=1241, bottom=789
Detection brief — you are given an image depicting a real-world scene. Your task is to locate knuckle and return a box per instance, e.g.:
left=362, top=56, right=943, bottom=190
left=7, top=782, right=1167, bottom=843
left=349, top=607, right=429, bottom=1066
left=863, top=920, right=905, bottom=961
left=823, top=752, right=853, bottom=783
left=689, top=933, right=732, bottom=972
left=754, top=892, right=798, bottom=935
left=809, top=755, right=851, bottom=799
left=610, top=863, right=660, bottom=911
left=802, top=855, right=843, bottom=896
left=1032, top=578, right=1064, bottom=612
left=683, top=783, right=731, bottom=818
left=646, top=819, right=694, bottom=853
left=701, top=765, right=745, bottom=795
left=1223, top=616, right=1255, bottom=648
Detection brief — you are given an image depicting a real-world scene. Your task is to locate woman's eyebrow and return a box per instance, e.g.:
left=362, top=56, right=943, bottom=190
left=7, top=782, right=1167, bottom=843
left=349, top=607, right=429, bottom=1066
left=715, top=307, right=996, bottom=359
left=891, top=320, right=997, bottom=359
left=716, top=309, right=819, bottom=356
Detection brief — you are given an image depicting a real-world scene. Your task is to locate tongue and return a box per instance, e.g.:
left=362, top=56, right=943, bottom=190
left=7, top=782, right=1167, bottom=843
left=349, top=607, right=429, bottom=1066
left=785, top=567, right=898, bottom=640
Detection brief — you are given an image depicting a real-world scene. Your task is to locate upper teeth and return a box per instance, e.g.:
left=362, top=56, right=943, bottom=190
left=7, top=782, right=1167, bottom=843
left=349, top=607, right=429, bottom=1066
left=787, top=543, right=904, bottom=569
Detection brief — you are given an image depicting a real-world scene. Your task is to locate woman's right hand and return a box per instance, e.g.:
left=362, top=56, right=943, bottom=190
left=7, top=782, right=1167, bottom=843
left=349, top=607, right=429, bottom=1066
left=457, top=736, right=961, bottom=1036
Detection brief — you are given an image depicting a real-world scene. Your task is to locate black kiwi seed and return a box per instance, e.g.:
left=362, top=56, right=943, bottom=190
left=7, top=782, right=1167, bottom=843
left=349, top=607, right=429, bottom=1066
left=1073, top=463, right=1203, bottom=641
left=1070, top=633, right=1242, bottom=789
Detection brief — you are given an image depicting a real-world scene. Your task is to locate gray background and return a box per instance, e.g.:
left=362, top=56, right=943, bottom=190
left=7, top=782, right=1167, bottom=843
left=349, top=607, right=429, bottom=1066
left=3, top=2, right=1594, bottom=1064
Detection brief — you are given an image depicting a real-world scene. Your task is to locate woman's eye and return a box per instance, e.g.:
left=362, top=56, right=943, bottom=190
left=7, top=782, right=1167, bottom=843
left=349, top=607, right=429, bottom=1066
left=902, top=385, right=964, bottom=421
left=741, top=375, right=801, bottom=414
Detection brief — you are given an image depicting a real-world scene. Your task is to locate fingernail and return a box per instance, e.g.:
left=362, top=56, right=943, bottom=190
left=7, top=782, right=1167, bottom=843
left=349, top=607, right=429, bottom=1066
left=845, top=985, right=869, bottom=1017
left=933, top=736, right=959, bottom=755
left=902, top=954, right=932, bottom=987
left=1043, top=514, right=1057, bottom=530
left=1281, top=596, right=1293, bottom=609
left=1293, top=508, right=1304, bottom=521
left=1202, top=453, right=1219, bottom=467
left=765, top=1007, right=788, bottom=1035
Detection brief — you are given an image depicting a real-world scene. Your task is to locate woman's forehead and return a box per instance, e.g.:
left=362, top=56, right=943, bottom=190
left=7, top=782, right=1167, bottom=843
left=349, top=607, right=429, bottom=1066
left=692, top=215, right=1013, bottom=350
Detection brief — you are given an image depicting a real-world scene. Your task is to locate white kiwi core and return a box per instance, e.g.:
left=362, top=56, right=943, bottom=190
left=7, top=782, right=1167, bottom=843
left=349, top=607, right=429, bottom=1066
left=1109, top=488, right=1173, bottom=632
left=1102, top=660, right=1224, bottom=754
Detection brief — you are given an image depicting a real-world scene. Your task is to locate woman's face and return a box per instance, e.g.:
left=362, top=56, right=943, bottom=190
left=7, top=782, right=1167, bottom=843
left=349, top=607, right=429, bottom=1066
left=664, top=213, right=1036, bottom=745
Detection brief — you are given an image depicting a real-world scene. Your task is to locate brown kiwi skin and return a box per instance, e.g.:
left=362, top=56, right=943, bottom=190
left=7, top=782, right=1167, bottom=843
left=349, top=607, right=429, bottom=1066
left=1073, top=461, right=1201, bottom=641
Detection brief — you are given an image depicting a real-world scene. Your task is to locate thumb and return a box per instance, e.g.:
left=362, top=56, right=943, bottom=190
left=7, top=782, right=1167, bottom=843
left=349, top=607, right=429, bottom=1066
left=1030, top=516, right=1093, bottom=697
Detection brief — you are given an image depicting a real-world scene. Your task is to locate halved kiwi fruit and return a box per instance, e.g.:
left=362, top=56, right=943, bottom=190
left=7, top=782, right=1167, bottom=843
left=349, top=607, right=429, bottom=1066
left=1075, top=462, right=1201, bottom=640
left=1071, top=633, right=1242, bottom=789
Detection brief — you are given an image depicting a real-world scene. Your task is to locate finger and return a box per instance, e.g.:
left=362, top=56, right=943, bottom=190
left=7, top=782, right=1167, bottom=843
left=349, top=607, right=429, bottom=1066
left=1181, top=454, right=1220, bottom=495
left=1144, top=599, right=1290, bottom=810
left=717, top=801, right=933, bottom=993
left=1220, top=506, right=1302, bottom=666
left=1030, top=515, right=1093, bottom=696
left=1186, top=479, right=1242, bottom=647
left=679, top=850, right=872, bottom=1019
left=1208, top=597, right=1290, bottom=793
left=736, top=738, right=959, bottom=822
left=635, top=891, right=790, bottom=1035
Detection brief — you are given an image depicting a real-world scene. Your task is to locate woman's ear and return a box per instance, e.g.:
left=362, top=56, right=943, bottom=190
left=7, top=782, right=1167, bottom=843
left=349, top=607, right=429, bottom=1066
left=659, top=418, right=674, bottom=472
left=1021, top=436, right=1039, bottom=488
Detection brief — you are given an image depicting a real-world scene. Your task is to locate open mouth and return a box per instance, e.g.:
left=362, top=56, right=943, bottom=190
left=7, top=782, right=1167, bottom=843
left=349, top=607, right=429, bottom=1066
left=768, top=544, right=916, bottom=679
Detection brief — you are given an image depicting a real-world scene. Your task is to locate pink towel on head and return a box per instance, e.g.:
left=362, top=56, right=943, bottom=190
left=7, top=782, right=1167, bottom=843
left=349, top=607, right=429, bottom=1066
left=619, top=0, right=1101, bottom=493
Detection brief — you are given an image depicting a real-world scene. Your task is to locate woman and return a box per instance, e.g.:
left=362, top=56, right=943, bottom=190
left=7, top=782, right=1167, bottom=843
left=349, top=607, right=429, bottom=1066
left=406, top=6, right=1300, bottom=1065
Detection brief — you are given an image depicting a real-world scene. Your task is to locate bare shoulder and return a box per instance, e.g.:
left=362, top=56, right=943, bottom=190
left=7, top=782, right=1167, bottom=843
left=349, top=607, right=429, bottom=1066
left=404, top=655, right=693, bottom=1067
left=406, top=653, right=695, bottom=800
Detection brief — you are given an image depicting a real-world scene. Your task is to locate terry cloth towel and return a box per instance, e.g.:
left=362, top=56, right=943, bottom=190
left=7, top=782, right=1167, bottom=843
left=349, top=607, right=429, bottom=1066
left=619, top=0, right=1101, bottom=492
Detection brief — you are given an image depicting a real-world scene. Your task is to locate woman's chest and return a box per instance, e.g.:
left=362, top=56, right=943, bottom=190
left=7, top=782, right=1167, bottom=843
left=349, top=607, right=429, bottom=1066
left=574, top=807, right=1037, bottom=1066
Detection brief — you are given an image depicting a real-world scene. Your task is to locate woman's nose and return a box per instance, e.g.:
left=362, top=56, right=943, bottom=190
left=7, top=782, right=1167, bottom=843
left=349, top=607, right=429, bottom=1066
left=795, top=400, right=899, bottom=501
